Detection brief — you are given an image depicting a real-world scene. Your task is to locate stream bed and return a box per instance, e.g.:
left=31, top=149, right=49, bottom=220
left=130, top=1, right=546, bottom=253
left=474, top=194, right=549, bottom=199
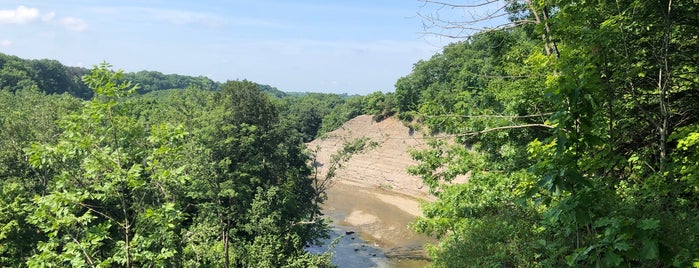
left=309, top=182, right=432, bottom=267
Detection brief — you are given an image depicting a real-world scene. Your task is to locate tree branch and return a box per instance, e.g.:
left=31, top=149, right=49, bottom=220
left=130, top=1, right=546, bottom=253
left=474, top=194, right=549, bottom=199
left=453, top=123, right=555, bottom=137
left=419, top=0, right=501, bottom=9
left=417, top=0, right=523, bottom=39
left=78, top=202, right=125, bottom=229
left=422, top=112, right=553, bottom=119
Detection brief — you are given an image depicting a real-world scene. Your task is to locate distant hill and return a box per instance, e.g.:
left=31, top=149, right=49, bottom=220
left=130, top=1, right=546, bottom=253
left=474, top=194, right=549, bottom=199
left=0, top=53, right=92, bottom=98
left=0, top=52, right=288, bottom=99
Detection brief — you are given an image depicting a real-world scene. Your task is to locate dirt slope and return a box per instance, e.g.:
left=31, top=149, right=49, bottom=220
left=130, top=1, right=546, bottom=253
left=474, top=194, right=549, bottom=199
left=308, top=115, right=442, bottom=266
left=307, top=115, right=435, bottom=206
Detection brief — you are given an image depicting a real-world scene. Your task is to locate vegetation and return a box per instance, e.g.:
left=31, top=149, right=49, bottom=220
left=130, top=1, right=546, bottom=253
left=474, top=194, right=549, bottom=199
left=0, top=53, right=91, bottom=98
left=0, top=51, right=396, bottom=143
left=0, top=50, right=397, bottom=266
left=4, top=0, right=696, bottom=266
left=401, top=0, right=699, bottom=267
left=277, top=90, right=398, bottom=142
left=0, top=62, right=338, bottom=267
left=0, top=52, right=285, bottom=99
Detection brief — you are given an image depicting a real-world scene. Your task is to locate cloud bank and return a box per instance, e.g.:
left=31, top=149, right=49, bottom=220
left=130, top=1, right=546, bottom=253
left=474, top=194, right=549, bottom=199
left=0, top=5, right=41, bottom=24
left=0, top=5, right=87, bottom=31
left=60, top=17, right=88, bottom=31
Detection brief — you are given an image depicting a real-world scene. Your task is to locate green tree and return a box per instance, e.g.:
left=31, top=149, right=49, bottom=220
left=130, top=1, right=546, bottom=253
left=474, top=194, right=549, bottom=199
left=0, top=87, right=81, bottom=266
left=0, top=54, right=37, bottom=92
left=278, top=93, right=349, bottom=141
left=26, top=63, right=190, bottom=267
left=176, top=80, right=329, bottom=267
left=117, top=81, right=334, bottom=267
left=318, top=95, right=364, bottom=135
left=363, top=91, right=397, bottom=121
left=407, top=27, right=554, bottom=267
left=406, top=0, right=698, bottom=266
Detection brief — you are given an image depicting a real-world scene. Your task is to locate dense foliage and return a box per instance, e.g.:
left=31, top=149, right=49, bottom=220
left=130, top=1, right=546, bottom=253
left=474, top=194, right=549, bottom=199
left=401, top=0, right=698, bottom=267
left=0, top=53, right=91, bottom=98
left=277, top=91, right=398, bottom=142
left=0, top=63, right=335, bottom=267
left=0, top=52, right=289, bottom=100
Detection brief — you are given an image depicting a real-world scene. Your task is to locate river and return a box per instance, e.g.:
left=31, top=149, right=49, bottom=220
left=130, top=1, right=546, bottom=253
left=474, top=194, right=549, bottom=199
left=308, top=182, right=433, bottom=267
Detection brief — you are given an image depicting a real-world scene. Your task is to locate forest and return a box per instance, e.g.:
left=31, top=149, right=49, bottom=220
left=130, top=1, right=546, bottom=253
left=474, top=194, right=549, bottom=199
left=0, top=51, right=394, bottom=267
left=399, top=0, right=698, bottom=267
left=1, top=0, right=698, bottom=267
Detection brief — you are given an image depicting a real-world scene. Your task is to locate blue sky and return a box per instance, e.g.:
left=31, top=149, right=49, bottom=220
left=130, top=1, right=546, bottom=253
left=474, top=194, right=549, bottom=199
left=0, top=1, right=504, bottom=94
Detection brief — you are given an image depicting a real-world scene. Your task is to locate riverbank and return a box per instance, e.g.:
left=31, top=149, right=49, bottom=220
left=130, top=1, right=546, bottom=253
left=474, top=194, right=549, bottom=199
left=317, top=182, right=431, bottom=268
left=306, top=115, right=448, bottom=267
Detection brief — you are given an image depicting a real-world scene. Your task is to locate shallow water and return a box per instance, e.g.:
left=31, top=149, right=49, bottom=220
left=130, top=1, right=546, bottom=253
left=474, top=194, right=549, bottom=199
left=316, top=182, right=432, bottom=268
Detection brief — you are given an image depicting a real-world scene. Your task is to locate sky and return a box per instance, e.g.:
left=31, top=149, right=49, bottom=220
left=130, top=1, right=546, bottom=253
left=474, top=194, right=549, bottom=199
left=0, top=1, right=505, bottom=95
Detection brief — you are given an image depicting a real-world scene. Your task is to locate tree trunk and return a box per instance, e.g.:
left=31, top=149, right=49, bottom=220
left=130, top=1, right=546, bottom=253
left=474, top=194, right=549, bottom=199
left=658, top=0, right=673, bottom=172
left=223, top=206, right=231, bottom=268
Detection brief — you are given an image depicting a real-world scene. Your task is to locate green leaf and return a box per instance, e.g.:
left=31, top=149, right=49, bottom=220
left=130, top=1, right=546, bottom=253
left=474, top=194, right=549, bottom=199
left=603, top=251, right=623, bottom=267
left=637, top=218, right=660, bottom=231
left=640, top=239, right=658, bottom=260
left=613, top=241, right=632, bottom=251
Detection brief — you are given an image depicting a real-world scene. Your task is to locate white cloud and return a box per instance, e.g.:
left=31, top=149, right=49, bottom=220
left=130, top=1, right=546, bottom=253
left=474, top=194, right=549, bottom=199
left=60, top=17, right=88, bottom=31
left=91, top=6, right=225, bottom=28
left=156, top=9, right=224, bottom=27
left=0, top=5, right=41, bottom=24
left=131, top=7, right=225, bottom=27
left=42, top=11, right=55, bottom=22
left=0, top=39, right=12, bottom=47
left=0, top=6, right=87, bottom=32
left=229, top=17, right=289, bottom=29
left=234, top=39, right=434, bottom=57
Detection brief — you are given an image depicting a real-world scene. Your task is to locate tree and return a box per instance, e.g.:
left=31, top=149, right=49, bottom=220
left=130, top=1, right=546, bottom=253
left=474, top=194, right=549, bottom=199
left=26, top=63, right=190, bottom=267
left=0, top=87, right=81, bottom=266
left=1, top=56, right=339, bottom=266
left=406, top=28, right=554, bottom=267
left=406, top=0, right=699, bottom=266
left=173, top=80, right=329, bottom=267
left=363, top=91, right=398, bottom=121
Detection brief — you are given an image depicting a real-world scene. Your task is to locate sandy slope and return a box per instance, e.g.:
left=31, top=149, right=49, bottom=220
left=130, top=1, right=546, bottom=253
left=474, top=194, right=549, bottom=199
left=308, top=115, right=434, bottom=202
left=307, top=115, right=440, bottom=224
left=308, top=115, right=438, bottom=266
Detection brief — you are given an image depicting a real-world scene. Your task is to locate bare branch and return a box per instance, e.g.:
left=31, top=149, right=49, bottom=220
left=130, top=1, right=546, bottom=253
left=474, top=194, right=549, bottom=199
left=78, top=202, right=125, bottom=229
left=420, top=0, right=501, bottom=9
left=417, top=0, right=523, bottom=39
left=70, top=234, right=96, bottom=267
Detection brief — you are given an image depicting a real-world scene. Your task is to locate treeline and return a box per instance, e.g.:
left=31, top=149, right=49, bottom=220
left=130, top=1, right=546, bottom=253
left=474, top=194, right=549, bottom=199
left=0, top=52, right=289, bottom=98
left=0, top=63, right=339, bottom=267
left=278, top=90, right=398, bottom=142
left=396, top=1, right=698, bottom=267
left=0, top=53, right=91, bottom=98
left=0, top=52, right=403, bottom=266
left=0, top=52, right=396, bottom=143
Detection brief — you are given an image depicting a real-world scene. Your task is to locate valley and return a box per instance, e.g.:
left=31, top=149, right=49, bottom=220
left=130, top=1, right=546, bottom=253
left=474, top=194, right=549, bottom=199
left=308, top=115, right=437, bottom=267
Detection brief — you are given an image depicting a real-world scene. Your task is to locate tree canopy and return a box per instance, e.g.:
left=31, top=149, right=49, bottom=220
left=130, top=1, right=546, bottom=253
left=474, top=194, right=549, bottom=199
left=0, top=63, right=335, bottom=267
left=401, top=0, right=699, bottom=267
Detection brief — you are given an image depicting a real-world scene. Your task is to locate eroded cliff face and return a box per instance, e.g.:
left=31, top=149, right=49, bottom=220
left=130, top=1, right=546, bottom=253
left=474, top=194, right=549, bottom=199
left=308, top=114, right=433, bottom=201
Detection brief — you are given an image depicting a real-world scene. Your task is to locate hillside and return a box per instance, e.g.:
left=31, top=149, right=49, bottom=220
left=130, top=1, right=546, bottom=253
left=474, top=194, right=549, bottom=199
left=307, top=115, right=442, bottom=266
left=0, top=52, right=288, bottom=98
left=308, top=115, right=433, bottom=203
